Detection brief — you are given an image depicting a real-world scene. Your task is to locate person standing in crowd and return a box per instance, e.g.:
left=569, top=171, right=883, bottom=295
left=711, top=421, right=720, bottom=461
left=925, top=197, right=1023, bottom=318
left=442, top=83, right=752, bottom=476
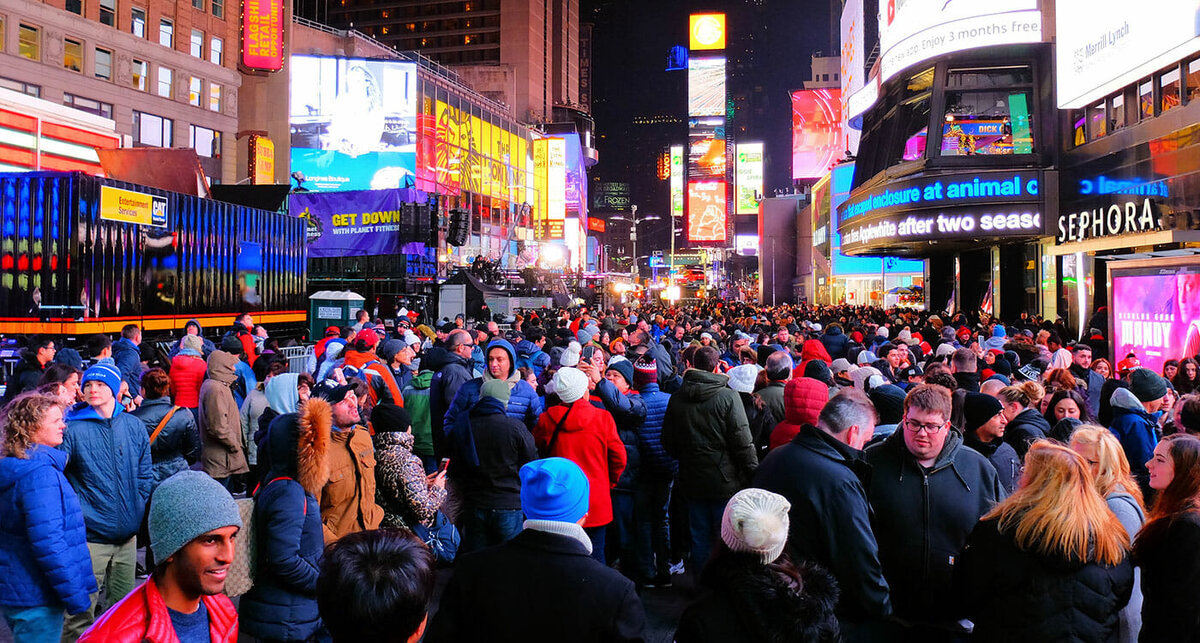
left=317, top=530, right=436, bottom=643
left=950, top=348, right=981, bottom=393
left=443, top=338, right=544, bottom=432
left=663, top=346, right=759, bottom=570
left=371, top=403, right=447, bottom=531
left=78, top=471, right=242, bottom=643
left=1071, top=345, right=1105, bottom=418
left=429, top=329, right=477, bottom=459
left=426, top=458, right=646, bottom=642
left=38, top=364, right=81, bottom=407
left=59, top=363, right=153, bottom=641
left=0, top=392, right=97, bottom=643
left=962, top=392, right=1021, bottom=494
left=239, top=396, right=331, bottom=643
left=199, top=349, right=249, bottom=489
left=2, top=336, right=56, bottom=405
left=998, top=381, right=1052, bottom=460
left=447, top=379, right=536, bottom=553
left=111, top=325, right=144, bottom=406
left=865, top=384, right=1003, bottom=639
left=957, top=442, right=1134, bottom=641
left=588, top=357, right=647, bottom=571
left=752, top=389, right=890, bottom=639
left=674, top=488, right=840, bottom=643
left=169, top=334, right=207, bottom=420
left=226, top=312, right=259, bottom=367
left=1110, top=368, right=1170, bottom=500
left=241, top=355, right=284, bottom=488
left=168, top=319, right=215, bottom=360
left=758, top=351, right=792, bottom=427
left=132, top=368, right=200, bottom=486
left=1173, top=357, right=1200, bottom=395
left=341, top=329, right=404, bottom=408
left=220, top=335, right=258, bottom=410
left=630, top=355, right=676, bottom=588
left=534, top=367, right=626, bottom=562
left=767, top=375, right=830, bottom=450
left=402, top=354, right=438, bottom=474
left=315, top=380, right=383, bottom=542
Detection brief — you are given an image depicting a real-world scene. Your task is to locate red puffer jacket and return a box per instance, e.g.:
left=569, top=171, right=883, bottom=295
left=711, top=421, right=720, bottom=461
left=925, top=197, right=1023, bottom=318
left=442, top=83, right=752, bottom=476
left=533, top=399, right=627, bottom=528
left=793, top=339, right=834, bottom=379
left=768, top=377, right=830, bottom=450
left=79, top=576, right=238, bottom=643
left=169, top=354, right=207, bottom=408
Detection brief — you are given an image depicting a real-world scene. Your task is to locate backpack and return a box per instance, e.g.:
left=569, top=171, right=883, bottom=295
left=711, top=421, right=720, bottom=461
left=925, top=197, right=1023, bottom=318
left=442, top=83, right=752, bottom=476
left=224, top=477, right=300, bottom=597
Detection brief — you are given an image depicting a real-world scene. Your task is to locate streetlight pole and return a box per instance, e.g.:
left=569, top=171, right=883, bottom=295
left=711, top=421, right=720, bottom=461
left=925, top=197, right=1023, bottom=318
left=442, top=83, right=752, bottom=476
left=630, top=204, right=638, bottom=282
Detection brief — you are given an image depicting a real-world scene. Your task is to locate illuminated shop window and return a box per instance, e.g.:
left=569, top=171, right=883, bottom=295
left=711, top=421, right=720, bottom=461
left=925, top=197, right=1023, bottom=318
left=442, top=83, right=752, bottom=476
left=1139, top=80, right=1154, bottom=119
left=1161, top=68, right=1181, bottom=112
left=1187, top=59, right=1200, bottom=102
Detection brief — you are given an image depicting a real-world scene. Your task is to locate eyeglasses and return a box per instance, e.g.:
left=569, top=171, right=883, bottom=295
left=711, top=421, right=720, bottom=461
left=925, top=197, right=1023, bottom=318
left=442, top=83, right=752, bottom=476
left=903, top=418, right=947, bottom=435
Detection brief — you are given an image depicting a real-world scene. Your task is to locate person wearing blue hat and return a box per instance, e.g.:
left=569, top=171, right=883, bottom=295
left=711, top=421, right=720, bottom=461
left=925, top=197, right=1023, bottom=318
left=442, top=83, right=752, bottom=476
left=60, top=363, right=153, bottom=640
left=426, top=458, right=646, bottom=642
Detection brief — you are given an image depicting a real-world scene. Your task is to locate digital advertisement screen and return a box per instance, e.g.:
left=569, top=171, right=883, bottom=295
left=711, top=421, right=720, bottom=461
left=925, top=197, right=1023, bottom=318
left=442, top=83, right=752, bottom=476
left=689, top=13, right=726, bottom=51
left=878, top=0, right=1042, bottom=82
left=670, top=145, right=684, bottom=218
left=688, top=57, right=726, bottom=117
left=289, top=55, right=417, bottom=191
left=689, top=118, right=726, bottom=179
left=792, top=89, right=843, bottom=180
left=840, top=0, right=865, bottom=154
left=735, top=142, right=763, bottom=215
left=1111, top=263, right=1200, bottom=376
left=687, top=180, right=727, bottom=243
left=829, top=164, right=925, bottom=276
left=1056, top=2, right=1200, bottom=108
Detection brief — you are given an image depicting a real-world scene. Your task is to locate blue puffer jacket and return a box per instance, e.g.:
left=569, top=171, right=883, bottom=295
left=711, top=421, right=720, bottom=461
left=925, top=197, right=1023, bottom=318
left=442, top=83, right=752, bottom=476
left=0, top=445, right=97, bottom=613
left=1108, top=387, right=1160, bottom=498
left=820, top=325, right=850, bottom=360
left=239, top=401, right=328, bottom=642
left=444, top=339, right=545, bottom=431
left=596, top=378, right=646, bottom=490
left=60, top=404, right=153, bottom=544
left=515, top=339, right=551, bottom=378
left=111, top=338, right=144, bottom=400
left=131, top=397, right=201, bottom=486
left=635, top=382, right=676, bottom=477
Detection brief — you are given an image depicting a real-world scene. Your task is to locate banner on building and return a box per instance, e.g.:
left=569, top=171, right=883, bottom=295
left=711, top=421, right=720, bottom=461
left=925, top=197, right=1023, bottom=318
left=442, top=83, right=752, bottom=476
left=100, top=186, right=167, bottom=227
left=290, top=188, right=426, bottom=258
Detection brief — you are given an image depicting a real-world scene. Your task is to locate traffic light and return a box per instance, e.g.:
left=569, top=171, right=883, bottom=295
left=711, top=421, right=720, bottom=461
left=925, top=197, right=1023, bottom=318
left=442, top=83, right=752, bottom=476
left=447, top=208, right=469, bottom=247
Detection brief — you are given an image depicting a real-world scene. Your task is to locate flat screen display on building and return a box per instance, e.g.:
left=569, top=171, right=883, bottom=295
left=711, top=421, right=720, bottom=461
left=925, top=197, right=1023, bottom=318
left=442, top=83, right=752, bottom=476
left=792, top=89, right=843, bottom=180
left=688, top=57, right=727, bottom=117
left=689, top=13, right=726, bottom=51
left=687, top=180, right=727, bottom=243
left=1056, top=2, right=1200, bottom=108
left=289, top=55, right=417, bottom=192
left=1110, top=262, right=1200, bottom=376
left=735, top=142, right=763, bottom=215
left=840, top=0, right=865, bottom=154
left=670, top=145, right=684, bottom=219
left=689, top=118, right=726, bottom=179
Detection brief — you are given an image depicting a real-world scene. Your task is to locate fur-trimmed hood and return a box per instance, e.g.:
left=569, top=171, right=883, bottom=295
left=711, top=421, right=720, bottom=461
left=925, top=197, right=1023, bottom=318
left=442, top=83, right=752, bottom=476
left=261, top=397, right=331, bottom=497
left=694, top=558, right=841, bottom=642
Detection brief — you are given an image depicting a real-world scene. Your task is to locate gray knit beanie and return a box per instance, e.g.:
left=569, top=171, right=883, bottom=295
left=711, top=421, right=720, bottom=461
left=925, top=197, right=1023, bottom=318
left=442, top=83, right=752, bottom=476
left=149, top=471, right=243, bottom=561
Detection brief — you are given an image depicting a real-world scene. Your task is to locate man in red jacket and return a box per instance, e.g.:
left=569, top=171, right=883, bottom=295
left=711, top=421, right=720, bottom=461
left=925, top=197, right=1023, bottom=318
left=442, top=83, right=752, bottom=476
left=79, top=471, right=242, bottom=643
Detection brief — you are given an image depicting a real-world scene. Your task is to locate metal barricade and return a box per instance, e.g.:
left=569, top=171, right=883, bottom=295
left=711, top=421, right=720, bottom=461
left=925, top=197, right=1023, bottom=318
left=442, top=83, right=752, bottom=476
left=281, top=345, right=314, bottom=374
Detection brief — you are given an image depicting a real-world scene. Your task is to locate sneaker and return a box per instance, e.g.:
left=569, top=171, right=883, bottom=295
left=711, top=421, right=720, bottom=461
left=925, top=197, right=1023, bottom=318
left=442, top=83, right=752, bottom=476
left=669, top=560, right=686, bottom=576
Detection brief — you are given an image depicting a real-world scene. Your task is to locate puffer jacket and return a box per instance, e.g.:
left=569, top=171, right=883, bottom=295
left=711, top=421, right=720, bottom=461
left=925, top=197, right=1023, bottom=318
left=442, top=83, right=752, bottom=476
left=1004, top=407, right=1052, bottom=459
left=820, top=325, right=850, bottom=360
left=200, top=350, right=249, bottom=478
left=515, top=339, right=551, bottom=377
left=79, top=576, right=238, bottom=643
left=61, top=403, right=153, bottom=544
left=795, top=339, right=833, bottom=377
left=342, top=348, right=404, bottom=407
left=864, top=428, right=1003, bottom=627
left=429, top=347, right=475, bottom=457
left=957, top=517, right=1133, bottom=642
left=1108, top=387, right=1160, bottom=499
left=131, top=397, right=200, bottom=485
left=0, top=445, right=97, bottom=613
left=769, top=377, right=830, bottom=450
left=111, top=337, right=144, bottom=400
left=662, top=369, right=758, bottom=501
left=595, top=378, right=646, bottom=490
left=168, top=353, right=207, bottom=408
left=239, top=399, right=330, bottom=642
left=374, top=430, right=447, bottom=529
left=635, top=382, right=676, bottom=477
left=402, top=370, right=436, bottom=458
left=534, top=399, right=627, bottom=528
left=1, top=350, right=45, bottom=405
left=168, top=319, right=216, bottom=359
left=443, top=339, right=544, bottom=431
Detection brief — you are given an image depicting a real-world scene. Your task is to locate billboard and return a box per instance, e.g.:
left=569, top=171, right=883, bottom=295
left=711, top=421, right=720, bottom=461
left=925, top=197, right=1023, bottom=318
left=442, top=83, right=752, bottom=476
left=289, top=55, right=417, bottom=192
left=534, top=137, right=566, bottom=239
left=687, top=180, right=727, bottom=243
left=1110, top=262, right=1200, bottom=376
left=688, top=57, right=727, bottom=117
left=670, top=145, right=684, bottom=218
left=290, top=188, right=428, bottom=258
left=878, top=0, right=1042, bottom=82
left=241, top=0, right=283, bottom=71
left=840, top=0, right=864, bottom=154
left=792, top=89, right=843, bottom=180
left=689, top=118, right=726, bottom=178
left=1057, top=2, right=1200, bottom=108
left=735, top=142, right=763, bottom=215
left=593, top=182, right=630, bottom=211
left=689, top=13, right=726, bottom=50
left=830, top=164, right=926, bottom=276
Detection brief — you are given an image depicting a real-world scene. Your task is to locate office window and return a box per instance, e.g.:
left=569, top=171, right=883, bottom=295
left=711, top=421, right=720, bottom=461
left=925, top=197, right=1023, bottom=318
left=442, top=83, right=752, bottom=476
left=65, top=0, right=82, bottom=15
left=190, top=28, right=203, bottom=57
left=192, top=0, right=204, bottom=9
left=1140, top=80, right=1155, bottom=119
left=1111, top=94, right=1126, bottom=131
left=0, top=77, right=40, bottom=98
left=18, top=24, right=39, bottom=61
left=157, top=66, right=173, bottom=98
left=1087, top=101, right=1107, bottom=141
left=188, top=77, right=201, bottom=106
left=63, top=94, right=113, bottom=119
left=1188, top=58, right=1200, bottom=103
left=132, top=59, right=147, bottom=90
left=63, top=38, right=83, bottom=72
left=211, top=0, right=222, bottom=18
left=99, top=0, right=115, bottom=26
left=0, top=16, right=4, bottom=52
left=189, top=125, right=219, bottom=157
left=131, top=7, right=146, bottom=37
left=210, top=37, right=222, bottom=65
left=95, top=48, right=112, bottom=80
left=1162, top=68, right=1182, bottom=112
left=159, top=19, right=173, bottom=48
left=133, top=111, right=172, bottom=147
left=209, top=83, right=221, bottom=111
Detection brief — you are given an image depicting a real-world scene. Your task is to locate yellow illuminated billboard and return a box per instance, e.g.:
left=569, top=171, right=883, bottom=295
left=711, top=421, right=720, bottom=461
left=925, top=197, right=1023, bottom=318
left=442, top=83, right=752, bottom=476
left=689, top=13, right=726, bottom=51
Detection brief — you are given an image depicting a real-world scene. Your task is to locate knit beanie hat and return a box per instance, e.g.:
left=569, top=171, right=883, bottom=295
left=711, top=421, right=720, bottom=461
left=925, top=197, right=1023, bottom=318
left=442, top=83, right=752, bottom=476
left=577, top=328, right=594, bottom=346
left=727, top=364, right=759, bottom=394
left=54, top=347, right=84, bottom=370
left=935, top=343, right=956, bottom=358
left=963, top=392, right=1004, bottom=433
left=480, top=379, right=511, bottom=407
left=553, top=367, right=589, bottom=403
left=877, top=327, right=890, bottom=339
left=993, top=325, right=1007, bottom=338
left=81, top=363, right=122, bottom=399
left=149, top=471, right=242, bottom=562
left=560, top=341, right=582, bottom=367
left=371, top=403, right=412, bottom=433
left=520, top=457, right=590, bottom=523
left=181, top=334, right=204, bottom=353
left=869, top=384, right=906, bottom=425
left=756, top=345, right=778, bottom=367
left=1128, top=368, right=1168, bottom=402
left=720, top=488, right=791, bottom=564
left=220, top=335, right=244, bottom=355
left=377, top=339, right=404, bottom=365
left=633, top=356, right=658, bottom=388
left=605, top=360, right=635, bottom=388
left=804, top=360, right=834, bottom=387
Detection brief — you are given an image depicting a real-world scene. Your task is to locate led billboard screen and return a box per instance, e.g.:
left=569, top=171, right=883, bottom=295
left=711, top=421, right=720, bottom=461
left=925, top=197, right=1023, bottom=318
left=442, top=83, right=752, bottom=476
left=670, top=145, right=684, bottom=218
left=689, top=13, right=726, bottom=50
left=840, top=0, right=864, bottom=154
left=1057, top=2, right=1200, bottom=108
left=687, top=180, right=727, bottom=243
left=792, top=89, right=843, bottom=180
left=290, top=55, right=417, bottom=191
left=688, top=57, right=726, bottom=116
left=689, top=118, right=726, bottom=179
left=1110, top=262, right=1200, bottom=376
left=735, top=142, right=763, bottom=215
left=829, top=164, right=924, bottom=276
left=878, top=0, right=1042, bottom=82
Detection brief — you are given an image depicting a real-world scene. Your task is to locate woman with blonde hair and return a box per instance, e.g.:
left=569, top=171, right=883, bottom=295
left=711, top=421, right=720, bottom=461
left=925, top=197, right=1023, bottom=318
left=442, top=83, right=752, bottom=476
left=998, top=381, right=1052, bottom=459
left=957, top=441, right=1134, bottom=642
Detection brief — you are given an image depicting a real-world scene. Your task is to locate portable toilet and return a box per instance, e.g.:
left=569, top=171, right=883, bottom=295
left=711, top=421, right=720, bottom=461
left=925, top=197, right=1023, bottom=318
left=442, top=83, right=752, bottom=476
left=309, top=291, right=365, bottom=339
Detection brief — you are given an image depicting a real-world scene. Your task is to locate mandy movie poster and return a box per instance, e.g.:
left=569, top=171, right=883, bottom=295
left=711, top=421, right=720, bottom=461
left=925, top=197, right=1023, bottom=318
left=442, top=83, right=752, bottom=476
left=1111, top=263, right=1200, bottom=375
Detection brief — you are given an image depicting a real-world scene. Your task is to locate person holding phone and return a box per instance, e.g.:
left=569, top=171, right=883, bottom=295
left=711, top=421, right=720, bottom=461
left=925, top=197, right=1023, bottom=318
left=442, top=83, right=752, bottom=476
left=371, top=403, right=448, bottom=531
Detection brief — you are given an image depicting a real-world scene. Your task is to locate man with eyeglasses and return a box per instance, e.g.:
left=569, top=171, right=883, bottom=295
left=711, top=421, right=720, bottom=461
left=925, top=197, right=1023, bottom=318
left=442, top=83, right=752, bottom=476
left=429, top=329, right=477, bottom=461
left=864, top=384, right=1003, bottom=640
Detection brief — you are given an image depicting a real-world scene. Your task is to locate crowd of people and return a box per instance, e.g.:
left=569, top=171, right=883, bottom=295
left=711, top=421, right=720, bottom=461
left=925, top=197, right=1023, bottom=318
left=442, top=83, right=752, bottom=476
left=1, top=301, right=1199, bottom=642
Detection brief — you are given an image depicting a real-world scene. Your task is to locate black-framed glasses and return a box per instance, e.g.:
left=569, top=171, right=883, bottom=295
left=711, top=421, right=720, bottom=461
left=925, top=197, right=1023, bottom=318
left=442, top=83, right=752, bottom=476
left=903, top=418, right=947, bottom=435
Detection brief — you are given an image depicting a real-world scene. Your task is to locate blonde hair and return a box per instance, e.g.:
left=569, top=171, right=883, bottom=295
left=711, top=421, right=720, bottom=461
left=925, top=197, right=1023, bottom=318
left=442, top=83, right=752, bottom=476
left=1069, top=425, right=1146, bottom=511
left=998, top=381, right=1045, bottom=408
left=985, top=442, right=1129, bottom=566
left=0, top=392, right=65, bottom=459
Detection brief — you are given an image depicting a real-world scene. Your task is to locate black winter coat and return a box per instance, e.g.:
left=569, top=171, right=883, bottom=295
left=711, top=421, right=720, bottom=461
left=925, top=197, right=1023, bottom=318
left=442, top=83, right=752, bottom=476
left=663, top=370, right=758, bottom=501
left=428, top=348, right=475, bottom=457
left=131, top=397, right=201, bottom=486
left=446, top=396, right=537, bottom=510
left=752, top=425, right=891, bottom=622
left=963, top=432, right=1021, bottom=495
left=426, top=528, right=645, bottom=642
left=1005, top=407, right=1052, bottom=459
left=1133, top=511, right=1200, bottom=642
left=958, top=518, right=1133, bottom=642
left=819, top=326, right=850, bottom=360
left=864, top=429, right=1003, bottom=627
left=1, top=351, right=44, bottom=405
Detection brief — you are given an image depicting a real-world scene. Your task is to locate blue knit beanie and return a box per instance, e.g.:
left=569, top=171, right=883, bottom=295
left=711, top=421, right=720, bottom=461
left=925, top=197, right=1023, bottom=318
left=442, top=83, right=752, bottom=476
left=520, top=458, right=589, bottom=523
left=149, top=471, right=243, bottom=561
left=81, top=363, right=122, bottom=399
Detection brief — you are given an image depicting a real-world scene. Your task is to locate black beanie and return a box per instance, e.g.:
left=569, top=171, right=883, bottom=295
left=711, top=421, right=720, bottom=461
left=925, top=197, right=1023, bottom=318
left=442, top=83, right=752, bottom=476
left=757, top=345, right=778, bottom=368
left=804, top=360, right=834, bottom=387
left=963, top=392, right=1004, bottom=433
left=220, top=335, right=243, bottom=356
left=371, top=403, right=412, bottom=433
left=869, top=384, right=906, bottom=425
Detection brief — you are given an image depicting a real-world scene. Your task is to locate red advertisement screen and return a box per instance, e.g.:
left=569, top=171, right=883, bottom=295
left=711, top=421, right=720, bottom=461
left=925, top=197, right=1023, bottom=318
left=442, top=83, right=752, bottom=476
left=792, top=88, right=843, bottom=180
left=1111, top=264, right=1200, bottom=375
left=687, top=180, right=727, bottom=243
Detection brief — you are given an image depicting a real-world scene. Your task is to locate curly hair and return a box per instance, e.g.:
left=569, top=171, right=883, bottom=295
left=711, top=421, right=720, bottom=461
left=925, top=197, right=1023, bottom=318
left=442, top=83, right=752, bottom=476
left=1, top=392, right=65, bottom=459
